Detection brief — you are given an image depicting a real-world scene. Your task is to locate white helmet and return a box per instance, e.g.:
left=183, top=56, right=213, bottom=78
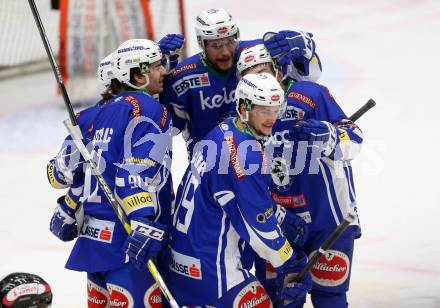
left=195, top=8, right=239, bottom=50
left=111, top=39, right=162, bottom=89
left=235, top=72, right=285, bottom=122
left=97, top=53, right=114, bottom=88
left=237, top=44, right=276, bottom=76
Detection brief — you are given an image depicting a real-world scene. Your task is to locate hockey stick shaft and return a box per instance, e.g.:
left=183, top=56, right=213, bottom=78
left=349, top=98, right=376, bottom=122
left=291, top=212, right=356, bottom=283
left=28, top=0, right=77, bottom=126
left=28, top=1, right=179, bottom=307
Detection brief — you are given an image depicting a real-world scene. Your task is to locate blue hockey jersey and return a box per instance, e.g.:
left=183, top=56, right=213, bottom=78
left=166, top=117, right=293, bottom=305
left=267, top=81, right=363, bottom=234
left=162, top=39, right=266, bottom=158
left=64, top=91, right=174, bottom=273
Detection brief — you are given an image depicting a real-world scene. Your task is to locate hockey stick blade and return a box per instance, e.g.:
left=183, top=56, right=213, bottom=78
left=349, top=98, right=376, bottom=122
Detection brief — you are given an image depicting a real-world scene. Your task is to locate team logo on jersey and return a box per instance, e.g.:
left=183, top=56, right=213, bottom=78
left=199, top=88, right=235, bottom=110
left=287, top=91, right=316, bottom=109
left=310, top=249, right=350, bottom=287
left=107, top=284, right=133, bottom=308
left=79, top=216, right=114, bottom=243
left=272, top=193, right=307, bottom=209
left=169, top=249, right=202, bottom=280
left=172, top=73, right=210, bottom=96
left=233, top=281, right=271, bottom=308
left=87, top=280, right=109, bottom=308
left=224, top=134, right=245, bottom=179
left=271, top=156, right=291, bottom=190
left=282, top=105, right=305, bottom=121
left=143, top=284, right=162, bottom=307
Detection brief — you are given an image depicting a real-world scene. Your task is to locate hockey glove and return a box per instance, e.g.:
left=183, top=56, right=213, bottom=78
left=47, top=138, right=88, bottom=188
left=276, top=250, right=312, bottom=307
left=264, top=30, right=315, bottom=63
left=158, top=34, right=185, bottom=72
left=289, top=119, right=338, bottom=156
left=49, top=195, right=78, bottom=241
left=123, top=218, right=168, bottom=272
left=275, top=205, right=309, bottom=247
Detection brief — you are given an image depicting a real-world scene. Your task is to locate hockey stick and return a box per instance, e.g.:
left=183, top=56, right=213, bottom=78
left=349, top=98, right=376, bottom=122
left=28, top=1, right=179, bottom=307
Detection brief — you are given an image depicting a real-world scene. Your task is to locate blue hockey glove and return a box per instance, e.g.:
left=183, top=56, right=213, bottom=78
left=123, top=218, right=168, bottom=272
left=264, top=30, right=315, bottom=62
left=279, top=272, right=312, bottom=307
left=289, top=119, right=338, bottom=156
left=275, top=205, right=309, bottom=247
left=276, top=251, right=312, bottom=307
left=158, top=34, right=185, bottom=72
left=49, top=195, right=78, bottom=242
left=47, top=137, right=89, bottom=188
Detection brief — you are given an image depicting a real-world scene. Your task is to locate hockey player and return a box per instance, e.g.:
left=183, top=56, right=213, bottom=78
left=48, top=39, right=177, bottom=307
left=162, top=8, right=320, bottom=158
left=165, top=73, right=312, bottom=306
left=238, top=42, right=364, bottom=308
left=48, top=53, right=116, bottom=242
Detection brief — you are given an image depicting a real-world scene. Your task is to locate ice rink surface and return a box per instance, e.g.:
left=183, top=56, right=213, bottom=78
left=1, top=0, right=440, bottom=306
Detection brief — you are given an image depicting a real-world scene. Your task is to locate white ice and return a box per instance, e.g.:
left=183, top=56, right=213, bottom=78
left=1, top=0, right=440, bottom=307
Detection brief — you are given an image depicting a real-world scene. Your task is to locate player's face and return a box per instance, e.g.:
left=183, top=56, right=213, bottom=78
left=146, top=60, right=166, bottom=94
left=248, top=104, right=280, bottom=136
left=205, top=36, right=237, bottom=71
left=243, top=63, right=275, bottom=77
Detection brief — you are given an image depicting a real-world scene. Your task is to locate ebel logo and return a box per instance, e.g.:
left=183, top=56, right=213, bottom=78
left=169, top=249, right=202, bottom=280
left=173, top=73, right=210, bottom=96
left=283, top=105, right=305, bottom=121
left=80, top=216, right=115, bottom=243
left=200, top=88, right=235, bottom=110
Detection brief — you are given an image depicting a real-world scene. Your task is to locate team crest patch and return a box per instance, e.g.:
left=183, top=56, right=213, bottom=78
left=310, top=249, right=350, bottom=287
left=271, top=155, right=291, bottom=191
